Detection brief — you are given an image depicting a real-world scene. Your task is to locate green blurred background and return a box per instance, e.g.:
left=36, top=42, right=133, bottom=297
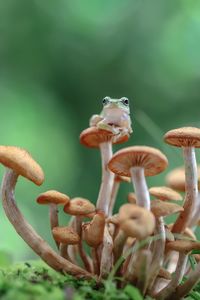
left=0, top=0, right=200, bottom=262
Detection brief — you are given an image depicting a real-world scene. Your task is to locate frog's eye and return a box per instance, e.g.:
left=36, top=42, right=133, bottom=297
left=102, top=97, right=110, bottom=106
left=121, top=98, right=129, bottom=106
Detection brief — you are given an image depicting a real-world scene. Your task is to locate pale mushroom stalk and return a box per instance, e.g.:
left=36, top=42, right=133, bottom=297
left=76, top=216, right=92, bottom=273
left=100, top=225, right=113, bottom=278
left=1, top=169, right=91, bottom=278
left=49, top=204, right=59, bottom=248
left=113, top=229, right=127, bottom=264
left=96, top=142, right=115, bottom=215
left=108, top=179, right=120, bottom=217
left=170, top=262, right=200, bottom=299
left=172, top=147, right=198, bottom=233
left=135, top=249, right=152, bottom=295
left=147, top=217, right=166, bottom=292
left=130, top=167, right=150, bottom=209
left=188, top=191, right=200, bottom=227
left=155, top=253, right=188, bottom=300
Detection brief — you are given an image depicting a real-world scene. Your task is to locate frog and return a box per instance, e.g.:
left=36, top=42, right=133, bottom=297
left=89, top=96, right=133, bottom=136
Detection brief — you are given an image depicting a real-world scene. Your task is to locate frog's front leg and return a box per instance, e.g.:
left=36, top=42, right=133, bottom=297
left=97, top=120, right=120, bottom=134
left=89, top=114, right=103, bottom=127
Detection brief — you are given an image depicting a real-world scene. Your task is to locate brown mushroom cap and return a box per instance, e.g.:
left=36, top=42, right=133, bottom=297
left=108, top=146, right=168, bottom=177
left=151, top=199, right=183, bottom=218
left=82, top=211, right=105, bottom=247
left=107, top=214, right=120, bottom=226
left=164, top=127, right=200, bottom=148
left=166, top=240, right=200, bottom=253
left=149, top=186, right=182, bottom=201
left=166, top=166, right=200, bottom=192
left=79, top=127, right=129, bottom=148
left=119, top=203, right=155, bottom=239
left=63, top=197, right=96, bottom=216
left=0, top=146, right=44, bottom=185
left=52, top=226, right=80, bottom=244
left=37, top=190, right=70, bottom=205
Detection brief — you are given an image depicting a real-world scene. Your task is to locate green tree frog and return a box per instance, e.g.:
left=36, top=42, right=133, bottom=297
left=90, top=96, right=133, bottom=136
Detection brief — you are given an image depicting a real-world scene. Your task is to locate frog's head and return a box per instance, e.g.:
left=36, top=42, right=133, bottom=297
left=102, top=96, right=130, bottom=114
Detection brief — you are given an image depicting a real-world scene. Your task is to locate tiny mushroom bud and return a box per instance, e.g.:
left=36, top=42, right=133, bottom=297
left=37, top=190, right=70, bottom=248
left=0, top=146, right=90, bottom=278
left=108, top=146, right=168, bottom=210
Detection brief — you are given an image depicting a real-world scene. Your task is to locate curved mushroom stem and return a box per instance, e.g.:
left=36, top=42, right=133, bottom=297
left=188, top=192, right=200, bottom=227
left=100, top=225, right=113, bottom=278
left=172, top=147, right=198, bottom=233
left=155, top=252, right=188, bottom=300
left=60, top=243, right=72, bottom=262
left=1, top=168, right=92, bottom=279
left=147, top=217, right=166, bottom=292
left=108, top=179, right=120, bottom=217
left=170, top=260, right=200, bottom=300
left=96, top=142, right=115, bottom=215
left=49, top=204, right=59, bottom=248
left=130, top=167, right=150, bottom=210
left=75, top=216, right=92, bottom=273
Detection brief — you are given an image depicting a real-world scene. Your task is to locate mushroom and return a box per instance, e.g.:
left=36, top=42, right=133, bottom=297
left=64, top=197, right=95, bottom=272
left=118, top=204, right=155, bottom=281
left=147, top=200, right=183, bottom=292
left=0, top=146, right=91, bottom=278
left=52, top=226, right=80, bottom=261
left=164, top=127, right=200, bottom=233
left=37, top=190, right=70, bottom=248
left=156, top=240, right=200, bottom=300
left=80, top=127, right=129, bottom=215
left=108, top=175, right=130, bottom=217
left=82, top=211, right=105, bottom=275
left=127, top=192, right=137, bottom=204
left=108, top=146, right=168, bottom=209
left=149, top=186, right=182, bottom=201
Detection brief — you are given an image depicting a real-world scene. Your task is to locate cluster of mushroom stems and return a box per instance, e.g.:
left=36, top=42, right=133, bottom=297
left=1, top=126, right=200, bottom=300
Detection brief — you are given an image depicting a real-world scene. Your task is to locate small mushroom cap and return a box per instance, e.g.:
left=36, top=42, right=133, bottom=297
left=52, top=226, right=80, bottom=244
left=80, top=127, right=129, bottom=148
left=63, top=197, right=96, bottom=216
left=115, top=175, right=131, bottom=183
left=82, top=211, right=105, bottom=247
left=107, top=214, right=120, bottom=226
left=166, top=240, right=200, bottom=253
left=37, top=190, right=70, bottom=205
left=119, top=204, right=155, bottom=239
left=127, top=192, right=137, bottom=204
left=149, top=186, right=182, bottom=201
left=0, top=146, right=44, bottom=185
left=166, top=166, right=200, bottom=192
left=108, top=146, right=168, bottom=177
left=164, top=127, right=200, bottom=148
left=151, top=199, right=183, bottom=217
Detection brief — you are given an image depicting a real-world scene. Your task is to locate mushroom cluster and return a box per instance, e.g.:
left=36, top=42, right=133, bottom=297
left=1, top=115, right=200, bottom=299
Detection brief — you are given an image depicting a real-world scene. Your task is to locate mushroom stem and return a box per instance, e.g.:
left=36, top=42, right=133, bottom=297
left=100, top=225, right=113, bottom=278
left=96, top=142, right=114, bottom=215
left=113, top=229, right=127, bottom=264
left=60, top=243, right=72, bottom=262
left=155, top=253, right=188, bottom=300
left=147, top=217, right=166, bottom=292
left=91, top=248, right=100, bottom=275
left=170, top=260, right=200, bottom=299
left=172, top=147, right=198, bottom=233
left=108, top=180, right=120, bottom=217
left=76, top=217, right=92, bottom=273
left=188, top=192, right=200, bottom=227
left=49, top=204, right=59, bottom=248
left=1, top=169, right=91, bottom=278
left=136, top=249, right=152, bottom=295
left=130, top=167, right=150, bottom=210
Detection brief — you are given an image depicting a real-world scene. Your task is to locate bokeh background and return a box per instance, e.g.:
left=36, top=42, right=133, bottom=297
left=0, top=0, right=200, bottom=262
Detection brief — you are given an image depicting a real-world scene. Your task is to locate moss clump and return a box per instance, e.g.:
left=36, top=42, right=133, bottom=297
left=0, top=261, right=145, bottom=300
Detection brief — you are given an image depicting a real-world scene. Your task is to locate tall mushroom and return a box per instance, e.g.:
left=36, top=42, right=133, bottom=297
left=108, top=146, right=168, bottom=210
left=37, top=190, right=70, bottom=248
left=0, top=146, right=91, bottom=278
left=164, top=127, right=200, bottom=233
left=80, top=127, right=129, bottom=215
